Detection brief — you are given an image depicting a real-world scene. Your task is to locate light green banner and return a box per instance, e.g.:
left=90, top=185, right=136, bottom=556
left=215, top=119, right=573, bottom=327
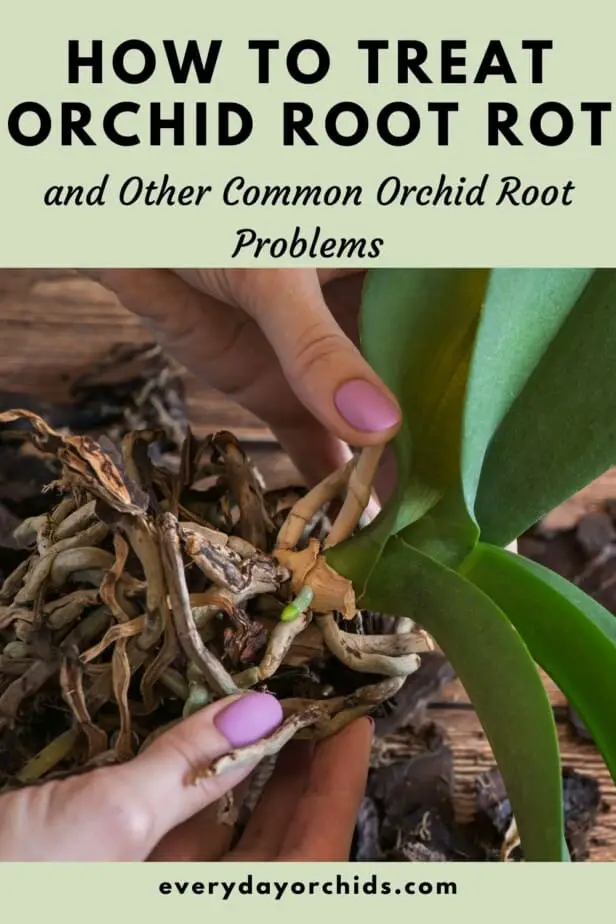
left=0, top=0, right=614, bottom=265
left=0, top=861, right=612, bottom=921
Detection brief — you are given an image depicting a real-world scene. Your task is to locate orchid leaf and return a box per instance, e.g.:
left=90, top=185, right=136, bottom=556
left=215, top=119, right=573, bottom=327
left=463, top=543, right=616, bottom=779
left=330, top=269, right=487, bottom=586
left=364, top=536, right=566, bottom=861
left=397, top=490, right=479, bottom=569
left=359, top=269, right=487, bottom=531
left=475, top=269, right=616, bottom=545
left=461, top=269, right=592, bottom=513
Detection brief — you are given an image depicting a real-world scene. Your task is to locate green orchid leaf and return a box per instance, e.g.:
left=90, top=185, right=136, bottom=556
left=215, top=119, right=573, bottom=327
left=463, top=543, right=616, bottom=779
left=397, top=490, right=479, bottom=569
left=474, top=269, right=616, bottom=546
left=360, top=268, right=488, bottom=531
left=331, top=268, right=487, bottom=588
left=365, top=536, right=566, bottom=861
left=325, top=494, right=402, bottom=602
left=461, top=269, right=593, bottom=513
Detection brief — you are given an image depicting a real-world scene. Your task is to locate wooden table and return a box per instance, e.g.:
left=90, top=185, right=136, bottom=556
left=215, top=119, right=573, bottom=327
left=1, top=269, right=614, bottom=860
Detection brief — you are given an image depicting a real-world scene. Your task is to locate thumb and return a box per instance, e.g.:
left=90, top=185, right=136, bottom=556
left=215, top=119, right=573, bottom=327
left=0, top=692, right=282, bottom=861
left=183, top=269, right=402, bottom=448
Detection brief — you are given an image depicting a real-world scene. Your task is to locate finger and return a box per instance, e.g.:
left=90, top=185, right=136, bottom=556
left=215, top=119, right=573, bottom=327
left=148, top=776, right=254, bottom=862
left=272, top=423, right=352, bottom=487
left=85, top=269, right=244, bottom=372
left=0, top=692, right=282, bottom=861
left=89, top=270, right=367, bottom=490
left=190, top=269, right=401, bottom=448
left=116, top=692, right=284, bottom=855
left=280, top=718, right=373, bottom=861
left=316, top=268, right=363, bottom=287
left=229, top=740, right=314, bottom=860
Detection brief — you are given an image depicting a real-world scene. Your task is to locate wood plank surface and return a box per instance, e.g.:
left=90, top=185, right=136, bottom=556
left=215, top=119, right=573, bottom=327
left=437, top=675, right=616, bottom=861
left=1, top=268, right=614, bottom=860
left=0, top=269, right=276, bottom=441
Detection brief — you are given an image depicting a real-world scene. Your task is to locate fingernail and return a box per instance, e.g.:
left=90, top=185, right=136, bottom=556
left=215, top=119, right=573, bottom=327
left=334, top=380, right=401, bottom=433
left=214, top=693, right=283, bottom=748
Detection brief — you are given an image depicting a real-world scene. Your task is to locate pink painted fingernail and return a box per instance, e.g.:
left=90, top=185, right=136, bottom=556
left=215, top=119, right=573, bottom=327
left=214, top=693, right=283, bottom=748
left=334, top=380, right=401, bottom=433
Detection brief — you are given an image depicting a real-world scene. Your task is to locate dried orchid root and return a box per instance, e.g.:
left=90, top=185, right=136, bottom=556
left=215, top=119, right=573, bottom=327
left=0, top=408, right=429, bottom=789
left=501, top=817, right=521, bottom=861
left=233, top=609, right=313, bottom=688
left=45, top=590, right=100, bottom=631
left=197, top=677, right=405, bottom=779
left=270, top=447, right=389, bottom=625
left=275, top=444, right=382, bottom=555
left=139, top=600, right=180, bottom=712
left=324, top=445, right=385, bottom=549
left=80, top=616, right=146, bottom=663
left=59, top=657, right=108, bottom=760
left=315, top=612, right=423, bottom=678
left=159, top=667, right=189, bottom=700
left=16, top=728, right=81, bottom=783
left=192, top=703, right=328, bottom=780
left=13, top=497, right=81, bottom=554
left=159, top=512, right=239, bottom=697
left=119, top=516, right=166, bottom=649
left=0, top=559, right=31, bottom=603
left=191, top=605, right=220, bottom=637
left=110, top=636, right=134, bottom=759
left=181, top=523, right=287, bottom=604
left=306, top=676, right=406, bottom=740
left=0, top=606, right=111, bottom=734
left=208, top=431, right=273, bottom=550
left=275, top=460, right=355, bottom=551
left=352, top=630, right=433, bottom=656
left=216, top=791, right=239, bottom=827
left=283, top=676, right=405, bottom=726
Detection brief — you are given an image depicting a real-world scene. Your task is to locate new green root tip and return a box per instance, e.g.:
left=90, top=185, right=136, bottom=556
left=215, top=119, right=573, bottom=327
left=183, top=685, right=213, bottom=717
left=280, top=585, right=314, bottom=622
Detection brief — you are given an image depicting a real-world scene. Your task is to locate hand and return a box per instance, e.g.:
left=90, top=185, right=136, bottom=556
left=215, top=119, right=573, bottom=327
left=0, top=692, right=373, bottom=861
left=86, top=269, right=401, bottom=486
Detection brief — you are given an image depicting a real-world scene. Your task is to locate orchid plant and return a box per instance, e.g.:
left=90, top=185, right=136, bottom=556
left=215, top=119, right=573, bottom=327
left=324, top=268, right=616, bottom=861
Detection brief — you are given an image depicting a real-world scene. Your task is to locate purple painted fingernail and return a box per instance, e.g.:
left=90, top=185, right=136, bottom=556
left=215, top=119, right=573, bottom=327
left=334, top=380, right=401, bottom=433
left=214, top=693, right=283, bottom=748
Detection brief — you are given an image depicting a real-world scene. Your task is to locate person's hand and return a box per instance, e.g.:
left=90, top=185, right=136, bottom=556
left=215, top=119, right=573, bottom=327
left=86, top=269, right=401, bottom=487
left=0, top=692, right=373, bottom=861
